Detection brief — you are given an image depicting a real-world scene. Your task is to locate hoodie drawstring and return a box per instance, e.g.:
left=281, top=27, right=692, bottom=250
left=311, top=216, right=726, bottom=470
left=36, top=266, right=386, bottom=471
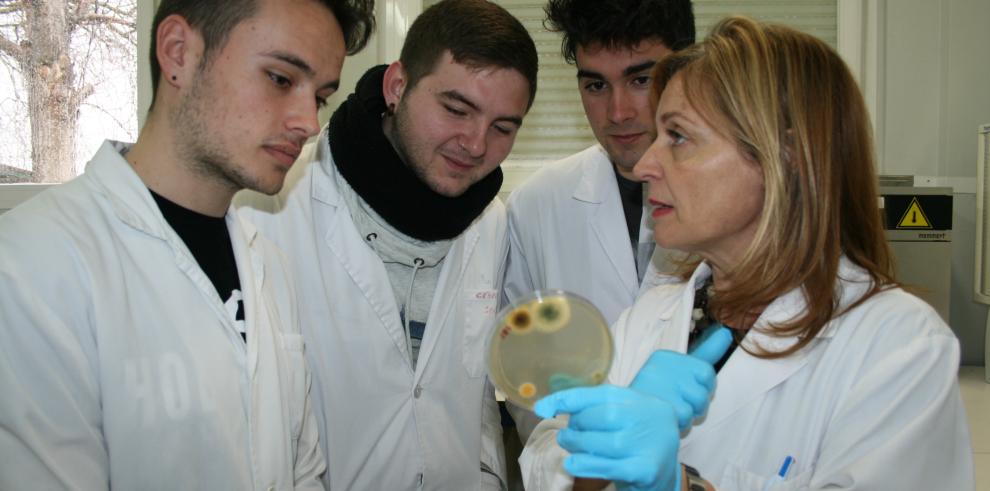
left=404, top=258, right=425, bottom=368
left=366, top=232, right=425, bottom=369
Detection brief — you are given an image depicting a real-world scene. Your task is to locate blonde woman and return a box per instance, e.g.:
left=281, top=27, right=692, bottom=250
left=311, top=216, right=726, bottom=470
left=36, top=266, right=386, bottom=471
left=520, top=16, right=973, bottom=491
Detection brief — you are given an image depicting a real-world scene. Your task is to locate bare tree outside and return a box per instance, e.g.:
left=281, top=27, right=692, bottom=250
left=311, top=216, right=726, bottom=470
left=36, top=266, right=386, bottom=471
left=0, top=0, right=137, bottom=184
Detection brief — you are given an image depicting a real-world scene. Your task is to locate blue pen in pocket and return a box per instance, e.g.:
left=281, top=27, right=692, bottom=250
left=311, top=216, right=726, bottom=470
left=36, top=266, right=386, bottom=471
left=760, top=456, right=794, bottom=491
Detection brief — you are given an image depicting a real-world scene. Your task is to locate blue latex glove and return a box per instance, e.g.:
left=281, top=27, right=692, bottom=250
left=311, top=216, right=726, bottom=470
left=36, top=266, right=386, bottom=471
left=630, top=325, right=733, bottom=430
left=535, top=385, right=681, bottom=491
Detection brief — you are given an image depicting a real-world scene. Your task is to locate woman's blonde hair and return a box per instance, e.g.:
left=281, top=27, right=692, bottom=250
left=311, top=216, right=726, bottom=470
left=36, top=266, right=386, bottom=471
left=653, top=16, right=895, bottom=357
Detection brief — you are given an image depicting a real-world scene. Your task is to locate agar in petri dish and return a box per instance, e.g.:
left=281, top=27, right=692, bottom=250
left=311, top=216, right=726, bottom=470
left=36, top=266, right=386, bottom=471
left=488, top=290, right=613, bottom=410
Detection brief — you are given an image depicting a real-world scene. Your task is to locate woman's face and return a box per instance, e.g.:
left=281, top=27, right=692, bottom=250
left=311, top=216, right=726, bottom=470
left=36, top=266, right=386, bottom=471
left=633, top=74, right=765, bottom=271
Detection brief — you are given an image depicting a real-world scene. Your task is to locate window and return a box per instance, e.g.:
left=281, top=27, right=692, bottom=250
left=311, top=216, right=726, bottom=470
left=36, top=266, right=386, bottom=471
left=694, top=0, right=837, bottom=48
left=0, top=0, right=141, bottom=185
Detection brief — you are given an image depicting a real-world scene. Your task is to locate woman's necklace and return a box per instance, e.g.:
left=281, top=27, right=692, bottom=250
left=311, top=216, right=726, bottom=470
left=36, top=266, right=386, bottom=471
left=688, top=276, right=718, bottom=347
left=687, top=276, right=745, bottom=372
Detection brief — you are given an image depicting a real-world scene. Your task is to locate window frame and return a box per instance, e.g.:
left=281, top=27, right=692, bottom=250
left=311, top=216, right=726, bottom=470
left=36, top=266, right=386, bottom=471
left=0, top=0, right=155, bottom=210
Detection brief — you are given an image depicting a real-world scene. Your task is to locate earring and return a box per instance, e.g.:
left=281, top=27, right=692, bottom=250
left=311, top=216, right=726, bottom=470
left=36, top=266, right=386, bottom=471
left=171, top=75, right=177, bottom=81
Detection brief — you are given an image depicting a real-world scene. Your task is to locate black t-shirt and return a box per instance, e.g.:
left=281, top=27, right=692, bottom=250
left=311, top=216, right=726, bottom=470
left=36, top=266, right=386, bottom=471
left=150, top=190, right=246, bottom=341
left=614, top=166, right=644, bottom=251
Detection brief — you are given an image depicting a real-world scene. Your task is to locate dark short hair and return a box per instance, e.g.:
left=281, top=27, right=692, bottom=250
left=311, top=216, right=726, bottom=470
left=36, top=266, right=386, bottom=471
left=544, top=0, right=695, bottom=64
left=399, top=0, right=538, bottom=109
left=149, top=0, right=375, bottom=101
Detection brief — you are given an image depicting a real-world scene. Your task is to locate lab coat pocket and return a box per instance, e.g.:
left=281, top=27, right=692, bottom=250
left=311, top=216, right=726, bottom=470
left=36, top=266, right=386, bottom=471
left=277, top=332, right=307, bottom=439
left=463, top=289, right=498, bottom=378
left=718, top=461, right=813, bottom=491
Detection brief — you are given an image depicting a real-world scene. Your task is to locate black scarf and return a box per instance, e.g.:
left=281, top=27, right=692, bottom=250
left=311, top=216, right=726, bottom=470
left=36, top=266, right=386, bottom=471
left=327, top=65, right=503, bottom=241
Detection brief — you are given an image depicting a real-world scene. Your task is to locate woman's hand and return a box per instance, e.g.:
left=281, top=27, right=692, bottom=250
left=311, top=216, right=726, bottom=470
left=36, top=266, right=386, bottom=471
left=535, top=385, right=682, bottom=491
left=532, top=327, right=732, bottom=490
left=630, top=326, right=733, bottom=429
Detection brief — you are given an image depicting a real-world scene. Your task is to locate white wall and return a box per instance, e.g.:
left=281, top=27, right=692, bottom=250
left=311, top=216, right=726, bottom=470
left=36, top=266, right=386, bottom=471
left=869, top=0, right=990, bottom=364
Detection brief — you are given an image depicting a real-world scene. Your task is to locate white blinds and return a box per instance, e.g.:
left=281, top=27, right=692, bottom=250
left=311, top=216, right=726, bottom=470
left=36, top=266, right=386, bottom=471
left=422, top=0, right=837, bottom=162
left=694, top=0, right=837, bottom=48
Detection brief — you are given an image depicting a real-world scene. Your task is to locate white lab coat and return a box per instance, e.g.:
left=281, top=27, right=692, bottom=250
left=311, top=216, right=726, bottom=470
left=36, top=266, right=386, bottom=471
left=502, top=145, right=676, bottom=442
left=520, top=259, right=974, bottom=490
left=0, top=142, right=324, bottom=490
left=235, top=128, right=507, bottom=490
left=503, top=145, right=674, bottom=326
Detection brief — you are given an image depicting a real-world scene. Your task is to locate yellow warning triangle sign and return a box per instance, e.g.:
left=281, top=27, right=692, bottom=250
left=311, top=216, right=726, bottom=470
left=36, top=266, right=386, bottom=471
left=897, top=197, right=932, bottom=229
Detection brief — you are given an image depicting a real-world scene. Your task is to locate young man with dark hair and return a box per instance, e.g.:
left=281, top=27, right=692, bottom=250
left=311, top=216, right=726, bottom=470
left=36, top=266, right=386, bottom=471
left=0, top=0, right=373, bottom=489
left=148, top=0, right=375, bottom=100
left=235, top=0, right=537, bottom=488
left=501, top=0, right=695, bottom=443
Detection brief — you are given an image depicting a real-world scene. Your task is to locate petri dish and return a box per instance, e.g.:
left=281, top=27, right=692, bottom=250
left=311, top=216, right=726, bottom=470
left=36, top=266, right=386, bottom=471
left=487, top=290, right=613, bottom=410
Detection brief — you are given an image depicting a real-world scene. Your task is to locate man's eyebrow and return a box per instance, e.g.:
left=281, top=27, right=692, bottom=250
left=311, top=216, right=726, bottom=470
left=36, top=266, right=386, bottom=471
left=496, top=114, right=524, bottom=127
left=264, top=51, right=339, bottom=91
left=265, top=51, right=314, bottom=76
left=576, top=60, right=658, bottom=81
left=440, top=90, right=480, bottom=111
left=623, top=60, right=657, bottom=77
left=440, top=90, right=523, bottom=127
left=576, top=69, right=604, bottom=80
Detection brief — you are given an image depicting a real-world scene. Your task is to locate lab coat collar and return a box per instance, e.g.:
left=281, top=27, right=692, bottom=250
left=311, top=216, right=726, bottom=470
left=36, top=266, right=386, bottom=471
left=310, top=127, right=342, bottom=208
left=90, top=140, right=259, bottom=250
left=653, top=260, right=857, bottom=339
left=563, top=145, right=653, bottom=249
left=680, top=258, right=871, bottom=446
left=653, top=262, right=710, bottom=321
left=312, top=129, right=487, bottom=375
left=316, top=160, right=411, bottom=366
left=88, top=140, right=174, bottom=240
left=571, top=145, right=641, bottom=295
left=672, top=261, right=811, bottom=444
left=89, top=140, right=262, bottom=353
left=228, top=208, right=264, bottom=379
left=748, top=256, right=872, bottom=343
left=230, top=209, right=259, bottom=247
left=227, top=209, right=263, bottom=289
left=572, top=145, right=613, bottom=204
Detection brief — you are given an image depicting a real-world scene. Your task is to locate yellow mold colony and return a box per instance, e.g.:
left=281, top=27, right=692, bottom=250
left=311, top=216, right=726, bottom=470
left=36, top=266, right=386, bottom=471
left=518, top=382, right=537, bottom=399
